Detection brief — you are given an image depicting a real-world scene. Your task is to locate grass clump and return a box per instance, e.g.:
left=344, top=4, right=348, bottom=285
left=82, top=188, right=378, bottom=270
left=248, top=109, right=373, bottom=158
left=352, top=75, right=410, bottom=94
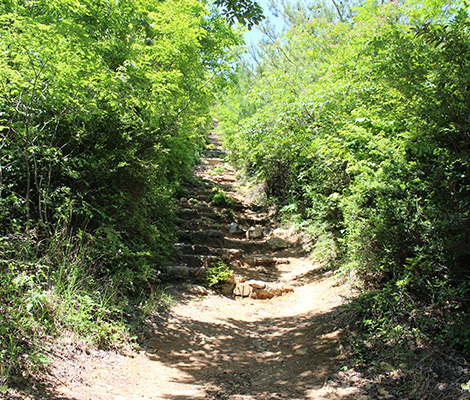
left=204, top=260, right=233, bottom=288
left=218, top=208, right=235, bottom=221
left=211, top=189, right=233, bottom=207
left=212, top=165, right=226, bottom=175
left=0, top=229, right=170, bottom=390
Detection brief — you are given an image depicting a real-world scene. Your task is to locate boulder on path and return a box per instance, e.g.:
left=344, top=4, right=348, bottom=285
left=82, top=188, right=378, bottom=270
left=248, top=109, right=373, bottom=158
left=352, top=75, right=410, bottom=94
left=246, top=226, right=263, bottom=239
left=270, top=227, right=314, bottom=251
left=250, top=284, right=293, bottom=300
left=266, top=236, right=291, bottom=250
left=251, top=287, right=274, bottom=299
left=185, top=284, right=209, bottom=296
left=232, top=280, right=293, bottom=299
left=228, top=222, right=245, bottom=235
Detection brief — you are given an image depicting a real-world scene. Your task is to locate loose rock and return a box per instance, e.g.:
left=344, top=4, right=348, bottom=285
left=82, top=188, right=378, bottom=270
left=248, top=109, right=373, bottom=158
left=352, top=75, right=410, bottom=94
left=233, top=282, right=254, bottom=297
left=294, top=348, right=307, bottom=356
left=246, top=226, right=263, bottom=239
left=185, top=284, right=209, bottom=296
left=246, top=280, right=266, bottom=289
left=228, top=222, right=245, bottom=235
left=266, top=236, right=290, bottom=250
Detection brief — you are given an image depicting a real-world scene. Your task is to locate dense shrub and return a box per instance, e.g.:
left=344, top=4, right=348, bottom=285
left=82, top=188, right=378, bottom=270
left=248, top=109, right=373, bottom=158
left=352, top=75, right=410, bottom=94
left=217, top=0, right=470, bottom=352
left=0, top=0, right=242, bottom=385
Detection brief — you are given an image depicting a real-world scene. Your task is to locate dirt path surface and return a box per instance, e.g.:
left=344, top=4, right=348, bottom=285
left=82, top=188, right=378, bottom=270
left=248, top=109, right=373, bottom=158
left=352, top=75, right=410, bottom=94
left=17, top=132, right=355, bottom=400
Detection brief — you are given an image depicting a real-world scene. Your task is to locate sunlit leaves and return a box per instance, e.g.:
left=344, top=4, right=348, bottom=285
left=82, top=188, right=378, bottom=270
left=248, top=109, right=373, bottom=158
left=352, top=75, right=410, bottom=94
left=213, top=0, right=264, bottom=28
left=218, top=0, right=470, bottom=349
left=0, top=0, right=239, bottom=273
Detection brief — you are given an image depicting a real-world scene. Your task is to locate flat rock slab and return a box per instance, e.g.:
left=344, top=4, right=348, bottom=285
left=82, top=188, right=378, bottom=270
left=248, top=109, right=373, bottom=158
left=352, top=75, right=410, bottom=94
left=233, top=280, right=294, bottom=299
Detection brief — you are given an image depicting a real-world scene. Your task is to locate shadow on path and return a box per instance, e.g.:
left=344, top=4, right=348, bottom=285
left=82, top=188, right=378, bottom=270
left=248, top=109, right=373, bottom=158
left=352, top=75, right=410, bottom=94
left=141, top=295, right=346, bottom=399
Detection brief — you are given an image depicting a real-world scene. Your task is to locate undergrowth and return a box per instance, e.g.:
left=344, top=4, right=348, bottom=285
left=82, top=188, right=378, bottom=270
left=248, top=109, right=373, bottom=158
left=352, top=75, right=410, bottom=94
left=211, top=188, right=233, bottom=207
left=217, top=2, right=470, bottom=393
left=0, top=230, right=170, bottom=390
left=203, top=260, right=233, bottom=288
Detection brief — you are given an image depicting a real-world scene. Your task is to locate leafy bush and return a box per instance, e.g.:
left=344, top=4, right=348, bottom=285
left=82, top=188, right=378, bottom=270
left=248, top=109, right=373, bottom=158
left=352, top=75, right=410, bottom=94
left=217, top=0, right=470, bottom=353
left=211, top=189, right=233, bottom=207
left=0, top=0, right=241, bottom=386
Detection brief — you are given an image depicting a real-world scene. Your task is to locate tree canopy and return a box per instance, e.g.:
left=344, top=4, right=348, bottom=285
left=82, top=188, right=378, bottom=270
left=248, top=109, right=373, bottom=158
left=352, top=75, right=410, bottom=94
left=215, top=0, right=265, bottom=27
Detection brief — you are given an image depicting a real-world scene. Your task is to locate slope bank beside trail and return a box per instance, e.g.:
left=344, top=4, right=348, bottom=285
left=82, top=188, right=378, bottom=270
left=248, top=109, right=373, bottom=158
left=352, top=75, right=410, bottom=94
left=8, top=131, right=354, bottom=400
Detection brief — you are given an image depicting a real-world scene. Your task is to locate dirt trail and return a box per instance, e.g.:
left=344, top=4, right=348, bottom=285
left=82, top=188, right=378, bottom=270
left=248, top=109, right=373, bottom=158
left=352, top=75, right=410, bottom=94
left=23, top=132, right=355, bottom=400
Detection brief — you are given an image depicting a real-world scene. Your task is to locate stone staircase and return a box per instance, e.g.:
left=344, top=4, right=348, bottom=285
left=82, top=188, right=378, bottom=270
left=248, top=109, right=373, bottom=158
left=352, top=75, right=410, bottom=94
left=165, top=132, right=309, bottom=299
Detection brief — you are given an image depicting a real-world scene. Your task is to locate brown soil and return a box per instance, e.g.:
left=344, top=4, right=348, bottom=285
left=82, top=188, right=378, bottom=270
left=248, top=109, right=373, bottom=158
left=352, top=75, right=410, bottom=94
left=38, top=275, right=349, bottom=400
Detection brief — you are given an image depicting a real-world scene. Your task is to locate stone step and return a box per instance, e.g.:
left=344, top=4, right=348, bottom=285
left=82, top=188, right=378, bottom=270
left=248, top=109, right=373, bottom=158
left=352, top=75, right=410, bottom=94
left=217, top=237, right=268, bottom=251
left=176, top=254, right=219, bottom=268
left=164, top=265, right=205, bottom=280
left=234, top=217, right=272, bottom=227
left=183, top=229, right=226, bottom=246
left=177, top=201, right=213, bottom=213
left=177, top=219, right=227, bottom=232
left=227, top=202, right=246, bottom=212
left=240, top=256, right=291, bottom=268
left=204, top=151, right=224, bottom=157
left=173, top=243, right=243, bottom=258
left=205, top=157, right=224, bottom=165
left=177, top=228, right=246, bottom=241
left=195, top=194, right=211, bottom=202
left=173, top=242, right=194, bottom=254
left=180, top=200, right=246, bottom=214
left=213, top=183, right=236, bottom=191
left=175, top=209, right=225, bottom=222
left=175, top=208, right=198, bottom=219
left=181, top=180, right=212, bottom=190
left=176, top=231, right=257, bottom=250
left=168, top=133, right=306, bottom=296
left=176, top=214, right=271, bottom=233
left=175, top=210, right=266, bottom=229
left=208, top=175, right=236, bottom=184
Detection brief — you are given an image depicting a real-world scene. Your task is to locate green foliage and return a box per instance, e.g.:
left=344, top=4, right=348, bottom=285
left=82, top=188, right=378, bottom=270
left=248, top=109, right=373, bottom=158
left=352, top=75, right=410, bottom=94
left=346, top=285, right=422, bottom=365
left=204, top=260, right=233, bottom=287
left=209, top=165, right=227, bottom=175
left=219, top=207, right=236, bottom=221
left=217, top=0, right=470, bottom=353
left=211, top=188, right=233, bottom=207
left=0, top=238, right=130, bottom=385
left=0, top=0, right=240, bottom=386
left=214, top=0, right=264, bottom=28
left=0, top=0, right=240, bottom=274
